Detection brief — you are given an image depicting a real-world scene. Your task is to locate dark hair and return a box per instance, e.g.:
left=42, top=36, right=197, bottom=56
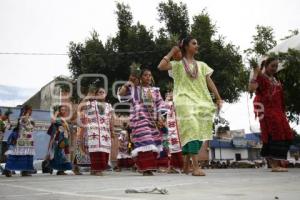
left=58, top=105, right=66, bottom=113
left=179, top=36, right=196, bottom=56
left=95, top=88, right=107, bottom=102
left=20, top=105, right=32, bottom=117
left=140, top=68, right=155, bottom=86
left=13, top=105, right=32, bottom=133
left=260, top=57, right=278, bottom=70
left=140, top=68, right=152, bottom=78
left=87, top=85, right=97, bottom=94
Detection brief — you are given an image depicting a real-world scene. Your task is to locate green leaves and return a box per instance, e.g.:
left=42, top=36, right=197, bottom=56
left=67, top=0, right=247, bottom=105
left=191, top=10, right=246, bottom=103
left=157, top=0, right=189, bottom=38
left=244, top=25, right=277, bottom=63
left=277, top=49, right=300, bottom=123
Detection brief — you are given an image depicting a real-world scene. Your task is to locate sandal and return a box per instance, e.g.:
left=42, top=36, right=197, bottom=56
left=57, top=171, right=68, bottom=175
left=21, top=171, right=32, bottom=177
left=143, top=171, right=154, bottom=176
left=4, top=170, right=12, bottom=177
left=73, top=167, right=82, bottom=175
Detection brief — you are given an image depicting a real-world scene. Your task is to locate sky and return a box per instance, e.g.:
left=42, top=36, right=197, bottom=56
left=0, top=0, right=299, bottom=132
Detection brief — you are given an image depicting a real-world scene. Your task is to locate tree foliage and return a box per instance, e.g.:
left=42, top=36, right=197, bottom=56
left=245, top=25, right=277, bottom=58
left=157, top=0, right=190, bottom=38
left=68, top=1, right=248, bottom=104
left=277, top=49, right=300, bottom=123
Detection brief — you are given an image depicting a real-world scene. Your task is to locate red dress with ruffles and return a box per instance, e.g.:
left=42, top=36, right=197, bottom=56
left=254, top=74, right=293, bottom=144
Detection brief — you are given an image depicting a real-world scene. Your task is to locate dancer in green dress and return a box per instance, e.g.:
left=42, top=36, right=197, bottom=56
left=158, top=36, right=222, bottom=176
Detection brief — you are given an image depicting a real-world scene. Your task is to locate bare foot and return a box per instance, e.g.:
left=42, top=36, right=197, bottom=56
left=168, top=168, right=179, bottom=174
left=183, top=165, right=191, bottom=174
left=192, top=169, right=206, bottom=176
left=115, top=168, right=121, bottom=172
left=90, top=171, right=96, bottom=175
left=73, top=170, right=82, bottom=175
left=95, top=171, right=103, bottom=176
left=158, top=168, right=168, bottom=173
left=90, top=171, right=103, bottom=176
left=272, top=167, right=288, bottom=172
left=279, top=167, right=288, bottom=172
left=183, top=168, right=189, bottom=175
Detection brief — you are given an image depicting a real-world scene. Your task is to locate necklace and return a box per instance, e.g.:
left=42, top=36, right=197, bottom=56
left=140, top=86, right=157, bottom=124
left=263, top=73, right=278, bottom=85
left=263, top=73, right=279, bottom=98
left=182, top=57, right=198, bottom=79
left=140, top=86, right=153, bottom=106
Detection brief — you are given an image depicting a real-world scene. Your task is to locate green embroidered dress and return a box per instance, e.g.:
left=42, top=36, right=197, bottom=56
left=170, top=60, right=216, bottom=147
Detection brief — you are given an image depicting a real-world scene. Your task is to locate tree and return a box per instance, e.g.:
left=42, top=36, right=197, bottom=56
left=115, top=2, right=133, bottom=52
left=157, top=3, right=247, bottom=102
left=244, top=25, right=278, bottom=99
left=280, top=29, right=299, bottom=40
left=68, top=31, right=109, bottom=99
left=67, top=1, right=247, bottom=104
left=68, top=2, right=164, bottom=103
left=191, top=10, right=215, bottom=45
left=277, top=49, right=300, bottom=123
left=157, top=0, right=189, bottom=38
left=244, top=25, right=277, bottom=63
left=190, top=10, right=247, bottom=103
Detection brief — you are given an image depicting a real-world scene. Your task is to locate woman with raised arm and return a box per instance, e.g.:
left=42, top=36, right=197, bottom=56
left=249, top=57, right=293, bottom=172
left=47, top=105, right=72, bottom=175
left=158, top=36, right=222, bottom=176
left=118, top=67, right=166, bottom=176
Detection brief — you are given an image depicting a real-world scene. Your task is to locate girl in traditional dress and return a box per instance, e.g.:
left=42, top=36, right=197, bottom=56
left=82, top=88, right=114, bottom=176
left=118, top=68, right=166, bottom=176
left=249, top=57, right=294, bottom=172
left=4, top=105, right=35, bottom=177
left=74, top=91, right=96, bottom=170
left=165, top=91, right=184, bottom=173
left=158, top=36, right=222, bottom=176
left=68, top=107, right=83, bottom=175
left=115, top=129, right=134, bottom=172
left=0, top=110, right=11, bottom=167
left=47, top=105, right=72, bottom=175
left=157, top=117, right=170, bottom=173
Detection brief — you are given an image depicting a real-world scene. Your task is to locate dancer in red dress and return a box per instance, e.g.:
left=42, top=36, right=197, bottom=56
left=249, top=57, right=294, bottom=172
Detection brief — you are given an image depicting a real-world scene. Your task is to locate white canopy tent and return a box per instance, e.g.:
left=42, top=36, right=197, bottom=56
left=265, top=33, right=300, bottom=71
left=250, top=33, right=300, bottom=78
left=269, top=33, right=300, bottom=53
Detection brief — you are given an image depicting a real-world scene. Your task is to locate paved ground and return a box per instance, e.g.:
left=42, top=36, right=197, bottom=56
left=0, top=168, right=299, bottom=200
